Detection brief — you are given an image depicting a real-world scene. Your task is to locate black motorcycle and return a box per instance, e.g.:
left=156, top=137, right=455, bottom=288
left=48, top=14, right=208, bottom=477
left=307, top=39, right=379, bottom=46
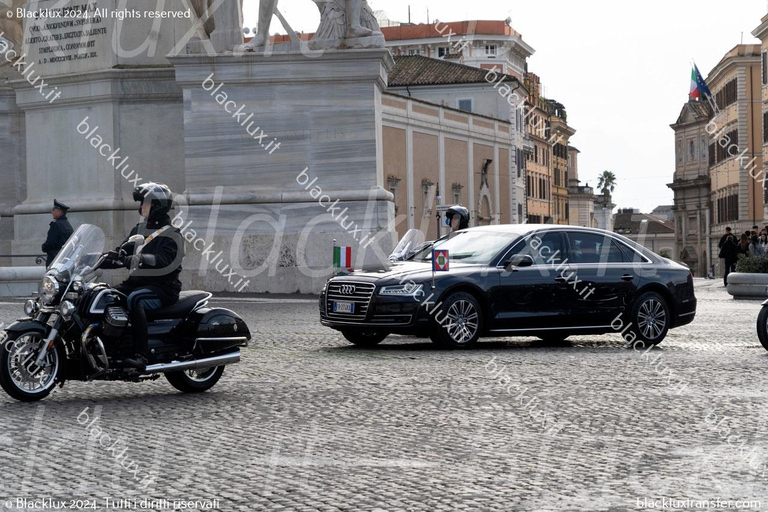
left=0, top=224, right=251, bottom=402
left=757, top=301, right=768, bottom=351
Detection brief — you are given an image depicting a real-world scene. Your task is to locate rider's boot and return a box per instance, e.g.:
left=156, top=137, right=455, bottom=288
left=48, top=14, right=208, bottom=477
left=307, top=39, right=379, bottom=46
left=124, top=304, right=149, bottom=371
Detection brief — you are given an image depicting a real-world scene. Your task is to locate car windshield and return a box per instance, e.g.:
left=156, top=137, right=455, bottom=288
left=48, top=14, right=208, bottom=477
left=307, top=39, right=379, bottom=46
left=48, top=224, right=105, bottom=277
left=414, top=230, right=516, bottom=264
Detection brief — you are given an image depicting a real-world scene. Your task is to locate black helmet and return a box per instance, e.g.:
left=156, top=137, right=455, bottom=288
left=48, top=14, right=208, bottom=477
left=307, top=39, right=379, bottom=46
left=445, top=205, right=470, bottom=230
left=133, top=182, right=173, bottom=218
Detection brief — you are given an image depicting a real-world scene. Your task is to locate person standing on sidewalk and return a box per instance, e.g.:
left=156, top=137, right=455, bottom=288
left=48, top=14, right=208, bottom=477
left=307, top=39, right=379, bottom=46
left=718, top=227, right=738, bottom=286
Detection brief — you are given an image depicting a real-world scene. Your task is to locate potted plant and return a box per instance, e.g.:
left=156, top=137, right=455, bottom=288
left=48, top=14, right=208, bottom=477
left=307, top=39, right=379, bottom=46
left=726, top=254, right=768, bottom=298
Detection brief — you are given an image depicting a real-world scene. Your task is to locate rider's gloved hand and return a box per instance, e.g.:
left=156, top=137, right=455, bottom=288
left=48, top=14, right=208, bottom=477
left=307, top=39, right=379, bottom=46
left=123, top=254, right=142, bottom=269
left=104, top=250, right=121, bottom=265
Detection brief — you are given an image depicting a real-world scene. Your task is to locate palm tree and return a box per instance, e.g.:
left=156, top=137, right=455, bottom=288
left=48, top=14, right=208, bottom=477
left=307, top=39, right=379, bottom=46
left=596, top=170, right=617, bottom=198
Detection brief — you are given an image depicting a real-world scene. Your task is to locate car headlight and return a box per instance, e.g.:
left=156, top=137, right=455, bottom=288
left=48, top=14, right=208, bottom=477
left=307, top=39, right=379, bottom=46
left=379, top=284, right=424, bottom=297
left=59, top=300, right=75, bottom=320
left=40, top=275, right=60, bottom=305
left=24, top=299, right=39, bottom=317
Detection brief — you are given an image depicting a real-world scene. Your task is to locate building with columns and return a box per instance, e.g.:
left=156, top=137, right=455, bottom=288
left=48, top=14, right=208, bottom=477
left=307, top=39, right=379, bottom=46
left=669, top=100, right=712, bottom=276
left=567, top=146, right=597, bottom=228
left=383, top=56, right=527, bottom=239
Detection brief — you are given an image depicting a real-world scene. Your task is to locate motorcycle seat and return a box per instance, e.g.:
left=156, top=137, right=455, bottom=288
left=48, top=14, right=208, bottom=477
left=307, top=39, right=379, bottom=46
left=146, top=291, right=212, bottom=321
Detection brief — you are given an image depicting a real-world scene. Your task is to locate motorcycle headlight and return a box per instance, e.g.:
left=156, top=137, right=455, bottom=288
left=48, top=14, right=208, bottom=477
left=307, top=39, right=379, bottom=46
left=24, top=299, right=39, bottom=317
left=379, top=284, right=424, bottom=297
left=40, top=275, right=60, bottom=305
left=59, top=300, right=75, bottom=320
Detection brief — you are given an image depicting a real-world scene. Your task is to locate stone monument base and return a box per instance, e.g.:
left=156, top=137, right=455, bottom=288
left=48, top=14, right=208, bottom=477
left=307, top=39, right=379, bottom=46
left=169, top=49, right=396, bottom=293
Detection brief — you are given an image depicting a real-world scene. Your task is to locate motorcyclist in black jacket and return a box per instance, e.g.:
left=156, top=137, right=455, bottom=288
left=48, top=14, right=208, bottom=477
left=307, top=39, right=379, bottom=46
left=102, top=183, right=184, bottom=368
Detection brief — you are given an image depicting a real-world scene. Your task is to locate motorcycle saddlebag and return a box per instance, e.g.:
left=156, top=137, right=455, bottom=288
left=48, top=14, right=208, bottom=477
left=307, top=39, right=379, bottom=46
left=188, top=308, right=251, bottom=355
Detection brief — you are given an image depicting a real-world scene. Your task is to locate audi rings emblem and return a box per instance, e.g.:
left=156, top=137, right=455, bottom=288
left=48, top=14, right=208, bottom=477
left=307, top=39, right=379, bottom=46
left=340, top=284, right=357, bottom=295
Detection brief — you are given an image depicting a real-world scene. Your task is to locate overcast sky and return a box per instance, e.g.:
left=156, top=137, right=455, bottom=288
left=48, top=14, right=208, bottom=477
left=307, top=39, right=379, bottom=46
left=242, top=0, right=767, bottom=214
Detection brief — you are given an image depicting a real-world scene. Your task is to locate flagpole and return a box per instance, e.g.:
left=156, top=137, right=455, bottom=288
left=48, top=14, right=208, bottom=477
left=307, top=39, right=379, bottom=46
left=432, top=249, right=436, bottom=290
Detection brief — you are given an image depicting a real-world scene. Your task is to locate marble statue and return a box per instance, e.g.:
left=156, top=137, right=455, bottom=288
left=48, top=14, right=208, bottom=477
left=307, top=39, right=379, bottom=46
left=0, top=0, right=26, bottom=64
left=189, top=0, right=216, bottom=39
left=241, top=0, right=383, bottom=51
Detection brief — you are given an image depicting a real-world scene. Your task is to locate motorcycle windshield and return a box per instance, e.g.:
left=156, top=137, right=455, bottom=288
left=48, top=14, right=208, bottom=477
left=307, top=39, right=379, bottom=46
left=48, top=224, right=105, bottom=277
left=390, top=229, right=426, bottom=261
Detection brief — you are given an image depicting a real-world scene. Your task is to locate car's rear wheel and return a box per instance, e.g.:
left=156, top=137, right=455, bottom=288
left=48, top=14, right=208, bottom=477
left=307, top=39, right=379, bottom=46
left=628, top=291, right=670, bottom=346
left=341, top=331, right=388, bottom=347
left=429, top=292, right=482, bottom=348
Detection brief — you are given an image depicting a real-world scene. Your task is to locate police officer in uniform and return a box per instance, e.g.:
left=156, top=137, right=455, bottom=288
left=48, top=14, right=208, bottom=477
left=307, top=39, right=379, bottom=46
left=42, top=199, right=74, bottom=267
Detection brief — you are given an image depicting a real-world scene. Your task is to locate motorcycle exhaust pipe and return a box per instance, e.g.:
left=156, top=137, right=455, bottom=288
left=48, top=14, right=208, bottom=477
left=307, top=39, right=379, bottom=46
left=143, top=351, right=241, bottom=374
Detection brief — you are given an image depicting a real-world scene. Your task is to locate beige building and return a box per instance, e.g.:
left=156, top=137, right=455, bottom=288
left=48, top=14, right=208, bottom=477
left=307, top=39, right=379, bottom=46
left=705, top=44, right=763, bottom=268
left=523, top=73, right=576, bottom=224
left=382, top=93, right=517, bottom=240
left=381, top=55, right=523, bottom=240
left=668, top=101, right=712, bottom=276
left=753, top=15, right=768, bottom=215
left=550, top=102, right=575, bottom=225
left=707, top=45, right=763, bottom=230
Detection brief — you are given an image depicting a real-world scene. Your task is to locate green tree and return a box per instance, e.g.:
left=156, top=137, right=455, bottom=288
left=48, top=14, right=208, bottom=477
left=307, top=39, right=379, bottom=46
left=596, top=170, right=617, bottom=197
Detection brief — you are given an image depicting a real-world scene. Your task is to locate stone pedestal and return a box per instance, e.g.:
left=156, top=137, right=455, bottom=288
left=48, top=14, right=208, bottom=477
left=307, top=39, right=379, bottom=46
left=169, top=49, right=396, bottom=293
left=10, top=68, right=186, bottom=270
left=0, top=75, right=25, bottom=265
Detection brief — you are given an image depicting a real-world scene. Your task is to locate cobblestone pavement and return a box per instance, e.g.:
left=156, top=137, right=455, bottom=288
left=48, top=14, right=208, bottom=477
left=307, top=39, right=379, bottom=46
left=1, top=280, right=767, bottom=511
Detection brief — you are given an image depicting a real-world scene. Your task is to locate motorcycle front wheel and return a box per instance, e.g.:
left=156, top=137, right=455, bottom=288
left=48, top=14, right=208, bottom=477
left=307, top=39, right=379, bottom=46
left=165, top=366, right=225, bottom=393
left=0, top=332, right=63, bottom=402
left=757, top=308, right=768, bottom=351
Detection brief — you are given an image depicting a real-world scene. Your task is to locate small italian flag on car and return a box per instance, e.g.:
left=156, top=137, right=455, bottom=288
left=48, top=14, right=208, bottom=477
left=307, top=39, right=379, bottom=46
left=334, top=245, right=352, bottom=269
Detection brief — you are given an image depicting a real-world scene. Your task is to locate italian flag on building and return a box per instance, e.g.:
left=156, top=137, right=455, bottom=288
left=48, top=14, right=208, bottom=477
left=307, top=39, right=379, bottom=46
left=689, top=67, right=700, bottom=99
left=334, top=246, right=352, bottom=268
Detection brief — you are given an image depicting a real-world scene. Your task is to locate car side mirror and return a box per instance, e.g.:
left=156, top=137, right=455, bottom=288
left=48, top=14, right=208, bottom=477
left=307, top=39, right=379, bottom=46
left=505, top=254, right=534, bottom=270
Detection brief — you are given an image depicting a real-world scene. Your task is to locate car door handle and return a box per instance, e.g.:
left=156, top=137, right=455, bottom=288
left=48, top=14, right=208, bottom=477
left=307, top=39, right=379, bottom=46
left=621, top=274, right=634, bottom=281
left=555, top=276, right=567, bottom=283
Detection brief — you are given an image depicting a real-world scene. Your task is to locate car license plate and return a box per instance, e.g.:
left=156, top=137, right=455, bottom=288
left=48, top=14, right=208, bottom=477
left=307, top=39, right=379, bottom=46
left=333, top=301, right=355, bottom=314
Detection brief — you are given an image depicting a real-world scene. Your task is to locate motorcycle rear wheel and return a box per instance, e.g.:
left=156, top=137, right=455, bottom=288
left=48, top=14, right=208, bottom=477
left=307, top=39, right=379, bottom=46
left=165, top=366, right=225, bottom=393
left=757, top=308, right=768, bottom=351
left=0, top=332, right=63, bottom=402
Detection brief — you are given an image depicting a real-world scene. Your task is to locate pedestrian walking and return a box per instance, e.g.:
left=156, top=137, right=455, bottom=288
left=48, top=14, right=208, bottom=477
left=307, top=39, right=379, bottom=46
left=718, top=227, right=738, bottom=286
left=42, top=199, right=74, bottom=267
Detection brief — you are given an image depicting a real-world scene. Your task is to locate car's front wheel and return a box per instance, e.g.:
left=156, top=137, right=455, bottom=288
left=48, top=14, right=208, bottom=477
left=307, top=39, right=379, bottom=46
left=341, top=331, right=388, bottom=347
left=429, top=292, right=483, bottom=348
left=628, top=291, right=670, bottom=346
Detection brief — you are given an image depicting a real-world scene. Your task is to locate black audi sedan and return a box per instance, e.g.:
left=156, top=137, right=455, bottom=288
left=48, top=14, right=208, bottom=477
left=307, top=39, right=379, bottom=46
left=319, top=225, right=696, bottom=348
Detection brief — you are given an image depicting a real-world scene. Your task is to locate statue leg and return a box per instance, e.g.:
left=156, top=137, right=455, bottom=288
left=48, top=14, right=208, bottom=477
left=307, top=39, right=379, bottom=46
left=244, top=0, right=279, bottom=48
left=346, top=0, right=373, bottom=39
left=189, top=0, right=215, bottom=38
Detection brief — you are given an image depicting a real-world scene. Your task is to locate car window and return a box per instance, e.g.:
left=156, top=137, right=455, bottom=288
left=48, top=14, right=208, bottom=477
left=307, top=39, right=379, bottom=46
left=506, top=231, right=566, bottom=265
left=415, top=231, right=517, bottom=264
left=567, top=232, right=628, bottom=264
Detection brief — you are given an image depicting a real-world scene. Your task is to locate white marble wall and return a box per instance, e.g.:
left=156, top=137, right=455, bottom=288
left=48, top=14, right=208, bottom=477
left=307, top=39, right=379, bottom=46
left=0, top=82, right=25, bottom=262
left=10, top=68, right=185, bottom=256
left=170, top=50, right=397, bottom=293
